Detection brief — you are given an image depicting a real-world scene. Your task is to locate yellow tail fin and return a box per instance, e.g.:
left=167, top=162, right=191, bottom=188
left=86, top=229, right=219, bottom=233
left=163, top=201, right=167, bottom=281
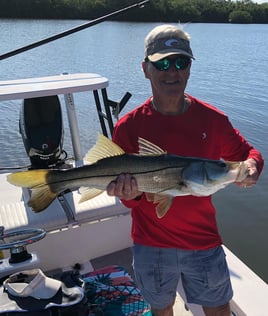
left=28, top=186, right=58, bottom=213
left=7, top=169, right=49, bottom=188
left=7, top=170, right=57, bottom=212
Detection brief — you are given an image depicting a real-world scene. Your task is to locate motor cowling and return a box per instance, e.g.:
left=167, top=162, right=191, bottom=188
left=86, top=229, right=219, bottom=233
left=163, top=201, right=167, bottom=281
left=19, top=95, right=64, bottom=169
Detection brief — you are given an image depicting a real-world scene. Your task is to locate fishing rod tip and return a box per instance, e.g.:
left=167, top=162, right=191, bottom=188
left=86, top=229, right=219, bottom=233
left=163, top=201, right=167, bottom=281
left=138, top=0, right=150, bottom=8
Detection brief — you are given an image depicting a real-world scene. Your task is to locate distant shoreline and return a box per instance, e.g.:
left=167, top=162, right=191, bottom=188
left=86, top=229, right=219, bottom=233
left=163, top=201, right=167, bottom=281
left=0, top=0, right=268, bottom=24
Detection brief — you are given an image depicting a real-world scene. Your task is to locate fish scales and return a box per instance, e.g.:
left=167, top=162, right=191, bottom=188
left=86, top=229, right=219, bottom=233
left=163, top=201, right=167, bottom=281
left=47, top=154, right=188, bottom=194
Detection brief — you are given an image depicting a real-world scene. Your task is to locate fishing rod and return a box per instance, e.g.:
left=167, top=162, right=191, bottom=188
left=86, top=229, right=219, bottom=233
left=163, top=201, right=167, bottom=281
left=0, top=0, right=149, bottom=61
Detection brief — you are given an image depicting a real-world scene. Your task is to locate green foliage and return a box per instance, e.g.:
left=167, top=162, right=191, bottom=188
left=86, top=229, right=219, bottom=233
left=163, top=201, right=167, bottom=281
left=0, top=0, right=267, bottom=23
left=229, top=10, right=253, bottom=23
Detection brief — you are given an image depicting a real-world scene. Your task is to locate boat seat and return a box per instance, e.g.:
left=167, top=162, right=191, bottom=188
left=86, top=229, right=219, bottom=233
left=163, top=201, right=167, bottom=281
left=0, top=173, right=68, bottom=233
left=62, top=190, right=130, bottom=224
left=0, top=200, right=68, bottom=233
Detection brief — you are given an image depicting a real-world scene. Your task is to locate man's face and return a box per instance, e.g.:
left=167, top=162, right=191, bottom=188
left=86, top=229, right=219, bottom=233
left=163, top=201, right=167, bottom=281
left=142, top=54, right=191, bottom=99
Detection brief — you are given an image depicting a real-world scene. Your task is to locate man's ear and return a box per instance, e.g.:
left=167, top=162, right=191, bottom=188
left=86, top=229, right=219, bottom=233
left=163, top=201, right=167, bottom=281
left=142, top=61, right=149, bottom=79
left=186, top=61, right=192, bottom=80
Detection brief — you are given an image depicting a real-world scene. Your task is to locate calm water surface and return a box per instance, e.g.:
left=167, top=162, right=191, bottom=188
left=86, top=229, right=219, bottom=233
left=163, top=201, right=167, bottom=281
left=0, top=20, right=268, bottom=282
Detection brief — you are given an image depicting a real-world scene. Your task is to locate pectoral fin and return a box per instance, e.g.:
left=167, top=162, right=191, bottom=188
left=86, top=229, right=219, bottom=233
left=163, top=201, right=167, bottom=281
left=145, top=193, right=173, bottom=218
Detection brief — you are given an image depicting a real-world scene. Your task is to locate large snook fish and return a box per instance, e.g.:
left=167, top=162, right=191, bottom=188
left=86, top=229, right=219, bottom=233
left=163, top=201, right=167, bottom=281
left=7, top=134, right=248, bottom=218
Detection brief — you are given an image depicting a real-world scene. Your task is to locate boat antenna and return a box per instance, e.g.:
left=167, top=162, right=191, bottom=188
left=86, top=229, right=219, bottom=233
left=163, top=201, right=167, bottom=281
left=0, top=0, right=150, bottom=61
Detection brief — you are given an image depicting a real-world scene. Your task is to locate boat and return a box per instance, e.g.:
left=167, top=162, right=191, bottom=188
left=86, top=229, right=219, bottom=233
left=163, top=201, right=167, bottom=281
left=0, top=73, right=267, bottom=316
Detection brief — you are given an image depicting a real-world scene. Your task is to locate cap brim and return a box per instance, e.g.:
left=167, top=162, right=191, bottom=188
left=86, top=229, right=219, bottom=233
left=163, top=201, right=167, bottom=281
left=148, top=50, right=195, bottom=62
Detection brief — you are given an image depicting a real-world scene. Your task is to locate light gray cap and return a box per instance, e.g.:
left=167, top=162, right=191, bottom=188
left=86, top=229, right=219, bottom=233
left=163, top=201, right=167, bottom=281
left=144, top=24, right=194, bottom=61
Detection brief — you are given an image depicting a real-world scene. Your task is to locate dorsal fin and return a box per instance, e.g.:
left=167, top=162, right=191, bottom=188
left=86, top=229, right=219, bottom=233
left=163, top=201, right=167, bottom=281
left=138, top=137, right=166, bottom=156
left=84, top=134, right=125, bottom=164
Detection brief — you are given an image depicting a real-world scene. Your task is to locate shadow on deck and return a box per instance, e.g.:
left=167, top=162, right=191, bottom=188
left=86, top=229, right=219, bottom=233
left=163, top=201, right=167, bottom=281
left=91, top=247, right=134, bottom=279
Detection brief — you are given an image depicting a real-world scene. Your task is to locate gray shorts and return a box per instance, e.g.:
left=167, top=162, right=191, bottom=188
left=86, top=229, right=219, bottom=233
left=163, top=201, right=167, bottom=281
left=132, top=244, right=233, bottom=309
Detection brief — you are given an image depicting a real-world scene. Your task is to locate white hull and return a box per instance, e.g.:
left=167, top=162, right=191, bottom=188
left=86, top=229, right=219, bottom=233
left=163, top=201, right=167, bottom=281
left=0, top=73, right=267, bottom=316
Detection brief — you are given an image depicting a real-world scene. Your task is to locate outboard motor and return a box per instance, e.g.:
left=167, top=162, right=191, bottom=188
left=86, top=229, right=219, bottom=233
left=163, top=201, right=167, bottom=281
left=19, top=95, right=64, bottom=169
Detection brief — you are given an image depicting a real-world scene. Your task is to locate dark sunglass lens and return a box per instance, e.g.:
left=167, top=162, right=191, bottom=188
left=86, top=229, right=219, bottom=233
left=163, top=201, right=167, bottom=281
left=175, top=57, right=190, bottom=70
left=152, top=57, right=190, bottom=71
left=154, top=58, right=170, bottom=71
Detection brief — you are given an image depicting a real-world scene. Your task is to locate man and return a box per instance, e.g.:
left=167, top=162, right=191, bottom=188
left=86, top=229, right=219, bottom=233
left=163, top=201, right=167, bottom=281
left=107, top=24, right=263, bottom=316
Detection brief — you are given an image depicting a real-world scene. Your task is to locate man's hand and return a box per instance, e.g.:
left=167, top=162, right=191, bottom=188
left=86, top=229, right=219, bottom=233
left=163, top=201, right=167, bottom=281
left=106, top=173, right=143, bottom=200
left=237, top=158, right=260, bottom=188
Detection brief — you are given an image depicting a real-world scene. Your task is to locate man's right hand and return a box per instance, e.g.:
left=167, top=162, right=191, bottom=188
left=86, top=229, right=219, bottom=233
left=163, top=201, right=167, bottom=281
left=106, top=173, right=143, bottom=200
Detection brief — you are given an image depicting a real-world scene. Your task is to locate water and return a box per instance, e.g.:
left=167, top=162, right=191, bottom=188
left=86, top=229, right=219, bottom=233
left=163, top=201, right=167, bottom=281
left=0, top=20, right=268, bottom=282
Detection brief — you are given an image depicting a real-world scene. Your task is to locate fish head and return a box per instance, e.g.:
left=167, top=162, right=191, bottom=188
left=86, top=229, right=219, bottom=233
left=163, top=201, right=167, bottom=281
left=182, top=159, right=248, bottom=196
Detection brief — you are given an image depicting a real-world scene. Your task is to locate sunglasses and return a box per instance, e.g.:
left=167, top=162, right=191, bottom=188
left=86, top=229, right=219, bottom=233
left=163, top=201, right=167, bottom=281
left=149, top=56, right=191, bottom=71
